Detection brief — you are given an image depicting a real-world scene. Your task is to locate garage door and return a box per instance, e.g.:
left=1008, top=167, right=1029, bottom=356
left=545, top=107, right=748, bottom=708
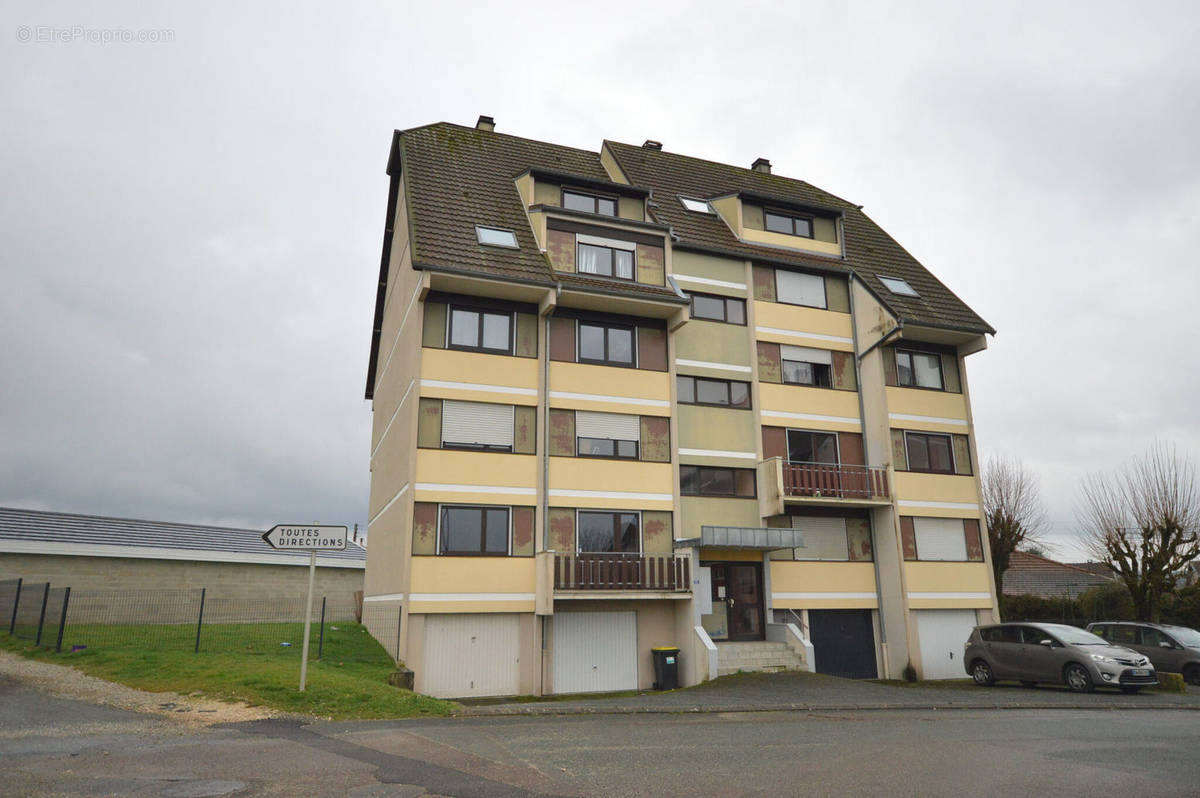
left=808, top=609, right=878, bottom=679
left=422, top=614, right=520, bottom=698
left=553, top=611, right=637, bottom=694
left=915, top=609, right=977, bottom=680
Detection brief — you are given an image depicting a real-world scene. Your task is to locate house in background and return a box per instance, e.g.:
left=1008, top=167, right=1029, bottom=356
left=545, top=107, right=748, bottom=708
left=362, top=116, right=999, bottom=698
left=1001, top=550, right=1114, bottom=599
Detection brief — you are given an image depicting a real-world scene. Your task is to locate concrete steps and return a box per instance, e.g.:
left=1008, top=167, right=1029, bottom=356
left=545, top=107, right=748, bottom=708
left=716, top=640, right=805, bottom=676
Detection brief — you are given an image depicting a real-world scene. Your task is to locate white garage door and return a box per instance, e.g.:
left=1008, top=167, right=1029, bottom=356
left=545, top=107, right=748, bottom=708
left=915, top=609, right=978, bottom=680
left=422, top=614, right=520, bottom=698
left=553, top=611, right=638, bottom=694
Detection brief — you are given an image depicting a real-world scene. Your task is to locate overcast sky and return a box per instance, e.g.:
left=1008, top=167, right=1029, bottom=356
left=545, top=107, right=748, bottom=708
left=3, top=2, right=1198, bottom=559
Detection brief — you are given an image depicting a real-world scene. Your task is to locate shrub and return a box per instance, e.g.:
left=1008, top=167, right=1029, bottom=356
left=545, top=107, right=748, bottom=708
left=1157, top=672, right=1187, bottom=694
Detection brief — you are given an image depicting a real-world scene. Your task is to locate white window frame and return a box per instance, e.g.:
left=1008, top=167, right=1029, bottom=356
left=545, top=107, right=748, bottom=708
left=679, top=196, right=714, bottom=214
left=878, top=274, right=919, bottom=297
left=475, top=226, right=519, bottom=248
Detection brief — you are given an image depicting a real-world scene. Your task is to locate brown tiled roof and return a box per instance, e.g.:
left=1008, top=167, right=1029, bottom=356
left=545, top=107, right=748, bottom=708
left=604, top=141, right=995, bottom=335
left=1002, top=551, right=1115, bottom=598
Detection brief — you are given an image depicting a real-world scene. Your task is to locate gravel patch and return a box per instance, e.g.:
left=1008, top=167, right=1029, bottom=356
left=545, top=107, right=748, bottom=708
left=0, top=649, right=278, bottom=726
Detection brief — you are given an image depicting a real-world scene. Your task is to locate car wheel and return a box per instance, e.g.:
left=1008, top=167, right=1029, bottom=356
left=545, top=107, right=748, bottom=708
left=1183, top=665, right=1200, bottom=686
left=1020, top=680, right=1037, bottom=688
left=970, top=660, right=995, bottom=686
left=1064, top=663, right=1094, bottom=693
left=1121, top=686, right=1141, bottom=694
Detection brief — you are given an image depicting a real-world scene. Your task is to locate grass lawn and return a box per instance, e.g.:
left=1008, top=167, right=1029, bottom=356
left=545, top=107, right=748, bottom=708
left=0, top=621, right=455, bottom=720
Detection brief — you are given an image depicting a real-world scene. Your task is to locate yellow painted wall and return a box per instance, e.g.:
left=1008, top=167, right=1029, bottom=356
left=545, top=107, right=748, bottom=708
left=709, top=195, right=742, bottom=235
left=674, top=320, right=752, bottom=367
left=549, top=362, right=671, bottom=416
left=769, top=562, right=879, bottom=608
left=699, top=546, right=764, bottom=563
left=754, top=302, right=854, bottom=350
left=741, top=227, right=842, bottom=257
left=893, top=472, right=981, bottom=515
left=514, top=173, right=533, bottom=208
left=671, top=250, right=748, bottom=292
left=549, top=458, right=675, bottom=510
left=758, top=383, right=862, bottom=431
left=600, top=145, right=630, bottom=184
left=415, top=450, right=538, bottom=490
left=420, top=349, right=539, bottom=405
left=904, top=562, right=992, bottom=608
left=682, top=498, right=761, bottom=541
left=885, top=387, right=969, bottom=423
left=408, top=557, right=535, bottom=613
left=677, top=405, right=758, bottom=454
left=534, top=179, right=560, bottom=207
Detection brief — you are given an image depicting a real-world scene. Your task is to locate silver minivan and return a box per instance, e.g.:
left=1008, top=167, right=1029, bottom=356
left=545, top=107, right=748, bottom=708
left=1086, top=622, right=1200, bottom=685
left=964, top=622, right=1157, bottom=693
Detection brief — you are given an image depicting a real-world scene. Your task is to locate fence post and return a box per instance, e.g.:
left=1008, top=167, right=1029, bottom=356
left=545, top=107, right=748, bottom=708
left=194, top=587, right=206, bottom=654
left=35, top=583, right=50, bottom=645
left=317, top=597, right=326, bottom=659
left=8, top=578, right=21, bottom=634
left=55, top=587, right=70, bottom=653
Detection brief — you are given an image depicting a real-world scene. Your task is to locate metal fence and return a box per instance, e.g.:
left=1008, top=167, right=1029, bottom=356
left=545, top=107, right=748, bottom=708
left=361, top=600, right=403, bottom=661
left=1, top=577, right=366, bottom=657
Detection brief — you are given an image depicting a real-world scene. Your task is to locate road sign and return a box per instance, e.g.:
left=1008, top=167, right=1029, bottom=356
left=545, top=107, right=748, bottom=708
left=261, top=525, right=347, bottom=551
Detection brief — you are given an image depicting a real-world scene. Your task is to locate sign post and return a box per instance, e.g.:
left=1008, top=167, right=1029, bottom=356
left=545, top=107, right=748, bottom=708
left=262, top=524, right=348, bottom=692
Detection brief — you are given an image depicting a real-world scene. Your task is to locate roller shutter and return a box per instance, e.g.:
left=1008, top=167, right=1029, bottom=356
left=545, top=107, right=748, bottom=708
left=792, top=516, right=849, bottom=560
left=553, top=611, right=638, bottom=694
left=780, top=345, right=832, bottom=365
left=575, top=411, right=640, bottom=441
left=441, top=400, right=514, bottom=448
left=913, top=517, right=968, bottom=561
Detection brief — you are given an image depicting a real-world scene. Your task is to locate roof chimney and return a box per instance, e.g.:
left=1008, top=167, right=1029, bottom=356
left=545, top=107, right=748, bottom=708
left=476, top=115, right=495, bottom=132
left=642, top=139, right=662, bottom=150
left=751, top=157, right=771, bottom=174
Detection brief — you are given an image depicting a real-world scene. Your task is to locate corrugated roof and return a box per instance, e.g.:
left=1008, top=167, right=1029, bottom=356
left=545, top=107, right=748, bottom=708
left=0, top=507, right=365, bottom=568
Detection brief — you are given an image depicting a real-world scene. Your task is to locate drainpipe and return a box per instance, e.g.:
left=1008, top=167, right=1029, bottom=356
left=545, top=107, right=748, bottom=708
left=848, top=276, right=888, bottom=676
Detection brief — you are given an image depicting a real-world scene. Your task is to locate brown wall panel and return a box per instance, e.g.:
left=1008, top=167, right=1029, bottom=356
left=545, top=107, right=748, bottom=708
left=942, top=353, right=962, bottom=393
left=417, top=398, right=442, bottom=448
left=549, top=317, right=576, bottom=362
left=640, top=416, right=671, bottom=462
left=636, top=244, right=665, bottom=286
left=548, top=508, right=575, bottom=552
left=547, top=229, right=576, bottom=273
left=413, top=502, right=438, bottom=555
left=899, top=516, right=917, bottom=561
left=422, top=302, right=446, bottom=349
left=515, top=313, right=538, bottom=358
left=512, top=506, right=535, bottom=556
left=637, top=326, right=668, bottom=371
left=890, top=429, right=908, bottom=470
left=548, top=409, right=576, bottom=457
left=952, top=435, right=972, bottom=475
left=752, top=265, right=776, bottom=301
left=838, top=432, right=865, bottom=465
left=825, top=276, right=850, bottom=313
left=882, top=346, right=898, bottom=386
left=847, top=518, right=873, bottom=561
left=642, top=511, right=673, bottom=554
left=964, top=519, right=984, bottom=562
left=757, top=341, right=782, bottom=383
left=514, top=405, right=537, bottom=454
left=831, top=351, right=857, bottom=391
left=762, top=426, right=787, bottom=461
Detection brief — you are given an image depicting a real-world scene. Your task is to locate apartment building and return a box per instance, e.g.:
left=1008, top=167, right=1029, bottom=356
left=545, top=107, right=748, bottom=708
left=363, top=116, right=999, bottom=698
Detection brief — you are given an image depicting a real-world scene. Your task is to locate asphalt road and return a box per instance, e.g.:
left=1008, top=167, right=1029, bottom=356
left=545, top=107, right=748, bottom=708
left=4, top=675, right=1200, bottom=797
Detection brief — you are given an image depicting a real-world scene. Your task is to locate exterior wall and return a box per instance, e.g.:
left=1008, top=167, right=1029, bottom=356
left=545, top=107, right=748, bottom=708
left=769, top=561, right=879, bottom=609
left=741, top=226, right=842, bottom=257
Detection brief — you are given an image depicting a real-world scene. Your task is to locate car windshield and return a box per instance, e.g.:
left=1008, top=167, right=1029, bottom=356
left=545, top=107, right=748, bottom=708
left=1164, top=626, right=1200, bottom=647
left=1037, top=624, right=1109, bottom=645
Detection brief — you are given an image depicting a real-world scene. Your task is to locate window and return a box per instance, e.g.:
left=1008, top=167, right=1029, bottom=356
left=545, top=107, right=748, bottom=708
left=677, top=375, right=751, bottom=408
left=441, top=400, right=514, bottom=452
left=563, top=190, right=617, bottom=217
left=689, top=293, right=746, bottom=324
left=680, top=465, right=756, bottom=498
left=1107, top=625, right=1138, bottom=646
left=579, top=321, right=635, bottom=366
left=791, top=516, right=848, bottom=561
left=576, top=411, right=640, bottom=459
left=679, top=196, right=713, bottom=214
left=577, top=241, right=635, bottom=280
left=878, top=275, right=919, bottom=297
left=448, top=307, right=513, bottom=353
left=781, top=345, right=832, bottom=387
left=439, top=506, right=509, bottom=556
left=775, top=270, right=827, bottom=308
left=764, top=209, right=814, bottom=238
left=896, top=349, right=944, bottom=389
left=475, top=226, right=518, bottom=248
left=786, top=429, right=838, bottom=464
left=577, top=511, right=640, bottom=553
left=1140, top=627, right=1173, bottom=648
left=905, top=431, right=955, bottom=474
left=913, top=517, right=968, bottom=561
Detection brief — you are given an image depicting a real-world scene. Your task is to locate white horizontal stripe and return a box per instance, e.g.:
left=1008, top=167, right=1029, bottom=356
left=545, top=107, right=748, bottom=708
left=378, top=282, right=425, bottom=383
left=0, top=540, right=362, bottom=569
left=678, top=448, right=759, bottom=460
left=421, top=379, right=538, bottom=397
left=908, top=592, right=992, bottom=600
left=889, top=413, right=969, bottom=427
left=675, top=358, right=753, bottom=374
left=549, top=488, right=674, bottom=502
left=773, top=592, right=878, bottom=600
left=897, top=500, right=980, bottom=511
left=577, top=233, right=636, bottom=251
left=756, top=325, right=854, bottom=345
left=369, top=482, right=410, bottom=526
left=372, top=379, right=416, bottom=459
left=415, top=483, right=537, bottom=496
left=549, top=390, right=671, bottom=408
left=409, top=592, right=536, bottom=602
left=672, top=274, right=748, bottom=291
left=761, top=409, right=861, bottom=424
left=363, top=593, right=405, bottom=602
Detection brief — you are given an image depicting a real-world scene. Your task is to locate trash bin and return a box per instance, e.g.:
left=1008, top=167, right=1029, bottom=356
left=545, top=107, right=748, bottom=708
left=651, top=646, right=680, bottom=690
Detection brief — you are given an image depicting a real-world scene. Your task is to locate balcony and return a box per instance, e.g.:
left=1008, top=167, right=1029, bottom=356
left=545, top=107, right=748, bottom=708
left=758, top=457, right=891, bottom=516
left=551, top=552, right=691, bottom=594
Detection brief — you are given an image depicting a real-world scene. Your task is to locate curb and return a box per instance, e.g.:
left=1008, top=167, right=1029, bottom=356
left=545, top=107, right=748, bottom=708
left=453, top=701, right=1200, bottom=718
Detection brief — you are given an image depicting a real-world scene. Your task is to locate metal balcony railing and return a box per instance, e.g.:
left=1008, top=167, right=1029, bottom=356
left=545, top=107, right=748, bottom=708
left=780, top=461, right=890, bottom=501
left=553, top=552, right=691, bottom=592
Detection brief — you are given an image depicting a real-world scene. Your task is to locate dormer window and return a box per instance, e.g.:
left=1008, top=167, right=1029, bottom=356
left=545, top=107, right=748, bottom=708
left=879, top=275, right=919, bottom=297
left=476, top=226, right=518, bottom=248
left=577, top=235, right=635, bottom=281
left=679, top=196, right=714, bottom=214
left=563, top=189, right=617, bottom=217
left=764, top=209, right=814, bottom=238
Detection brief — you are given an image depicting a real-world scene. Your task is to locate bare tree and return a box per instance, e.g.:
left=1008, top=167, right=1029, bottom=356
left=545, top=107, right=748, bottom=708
left=982, top=455, right=1048, bottom=593
left=1078, top=442, right=1200, bottom=622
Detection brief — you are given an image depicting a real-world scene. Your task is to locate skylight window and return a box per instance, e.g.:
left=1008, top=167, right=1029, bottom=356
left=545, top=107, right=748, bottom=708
left=679, top=196, right=713, bottom=214
left=476, top=226, right=518, bottom=248
left=878, top=275, right=919, bottom=297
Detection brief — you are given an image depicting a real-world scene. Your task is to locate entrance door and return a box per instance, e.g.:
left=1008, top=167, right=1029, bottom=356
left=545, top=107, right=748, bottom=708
left=726, top=563, right=764, bottom=641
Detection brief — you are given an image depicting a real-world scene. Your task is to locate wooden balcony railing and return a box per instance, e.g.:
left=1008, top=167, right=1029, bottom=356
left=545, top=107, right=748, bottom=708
left=553, top=553, right=691, bottom=592
left=781, top=461, right=890, bottom=501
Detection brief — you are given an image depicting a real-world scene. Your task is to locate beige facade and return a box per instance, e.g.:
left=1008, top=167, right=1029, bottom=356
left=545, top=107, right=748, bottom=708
left=363, top=121, right=999, bottom=696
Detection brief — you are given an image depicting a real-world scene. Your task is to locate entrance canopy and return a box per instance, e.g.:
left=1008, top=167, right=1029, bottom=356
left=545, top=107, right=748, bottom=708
left=676, top=526, right=806, bottom=551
